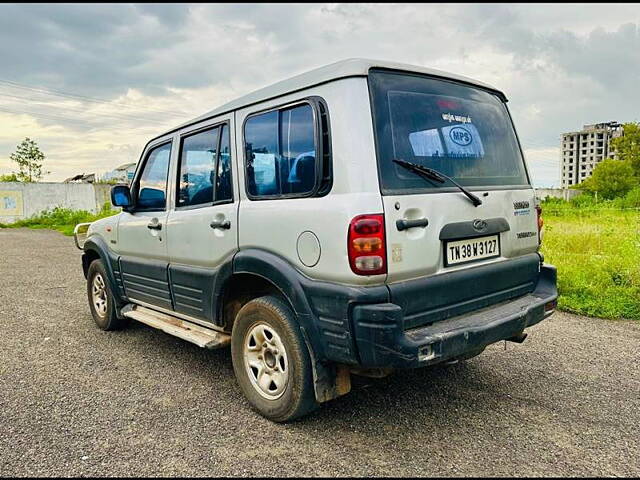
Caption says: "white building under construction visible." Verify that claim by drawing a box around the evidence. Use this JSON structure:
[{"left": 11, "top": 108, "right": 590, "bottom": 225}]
[{"left": 560, "top": 121, "right": 623, "bottom": 188}]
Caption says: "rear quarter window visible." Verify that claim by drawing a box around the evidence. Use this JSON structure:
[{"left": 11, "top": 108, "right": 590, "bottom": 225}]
[{"left": 244, "top": 103, "right": 319, "bottom": 199}]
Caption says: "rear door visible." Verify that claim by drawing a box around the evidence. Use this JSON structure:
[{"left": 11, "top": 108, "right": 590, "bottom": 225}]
[
  {"left": 165, "top": 117, "right": 238, "bottom": 325},
  {"left": 116, "top": 140, "right": 173, "bottom": 310},
  {"left": 368, "top": 69, "right": 540, "bottom": 324}
]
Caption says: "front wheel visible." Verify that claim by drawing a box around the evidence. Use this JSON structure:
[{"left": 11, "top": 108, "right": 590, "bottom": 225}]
[
  {"left": 86, "top": 260, "right": 128, "bottom": 331},
  {"left": 230, "top": 295, "right": 318, "bottom": 422}
]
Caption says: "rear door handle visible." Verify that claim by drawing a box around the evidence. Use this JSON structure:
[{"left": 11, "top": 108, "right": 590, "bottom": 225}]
[
  {"left": 147, "top": 220, "right": 162, "bottom": 230},
  {"left": 210, "top": 220, "right": 231, "bottom": 230},
  {"left": 396, "top": 218, "right": 429, "bottom": 231}
]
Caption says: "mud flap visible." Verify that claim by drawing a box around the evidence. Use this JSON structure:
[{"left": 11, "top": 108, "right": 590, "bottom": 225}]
[{"left": 301, "top": 326, "right": 351, "bottom": 403}]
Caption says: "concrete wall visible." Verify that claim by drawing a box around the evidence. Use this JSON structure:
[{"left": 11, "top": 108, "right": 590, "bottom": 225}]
[
  {"left": 535, "top": 188, "right": 582, "bottom": 201},
  {"left": 93, "top": 184, "right": 112, "bottom": 209},
  {"left": 0, "top": 182, "right": 113, "bottom": 224}
]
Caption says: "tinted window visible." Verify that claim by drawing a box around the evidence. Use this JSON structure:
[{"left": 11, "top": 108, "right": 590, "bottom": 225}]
[
  {"left": 137, "top": 143, "right": 171, "bottom": 210},
  {"left": 177, "top": 128, "right": 219, "bottom": 207},
  {"left": 245, "top": 104, "right": 316, "bottom": 197},
  {"left": 215, "top": 124, "right": 233, "bottom": 203},
  {"left": 369, "top": 70, "right": 529, "bottom": 192}
]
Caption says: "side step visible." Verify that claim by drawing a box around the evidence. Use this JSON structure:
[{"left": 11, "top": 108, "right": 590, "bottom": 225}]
[{"left": 121, "top": 305, "right": 230, "bottom": 349}]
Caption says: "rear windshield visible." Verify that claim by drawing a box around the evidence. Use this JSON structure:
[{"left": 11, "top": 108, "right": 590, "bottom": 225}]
[{"left": 369, "top": 69, "right": 529, "bottom": 193}]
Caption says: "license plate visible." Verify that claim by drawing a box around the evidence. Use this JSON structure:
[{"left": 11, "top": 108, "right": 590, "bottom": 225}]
[{"left": 445, "top": 234, "right": 500, "bottom": 266}]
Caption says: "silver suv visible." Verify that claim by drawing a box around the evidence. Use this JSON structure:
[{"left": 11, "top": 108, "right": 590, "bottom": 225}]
[{"left": 75, "top": 59, "right": 557, "bottom": 422}]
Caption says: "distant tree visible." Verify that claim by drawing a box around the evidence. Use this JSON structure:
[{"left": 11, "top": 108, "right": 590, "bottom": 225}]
[
  {"left": 9, "top": 137, "right": 49, "bottom": 182},
  {"left": 0, "top": 172, "right": 19, "bottom": 182},
  {"left": 611, "top": 122, "right": 640, "bottom": 176},
  {"left": 578, "top": 158, "right": 637, "bottom": 200}
]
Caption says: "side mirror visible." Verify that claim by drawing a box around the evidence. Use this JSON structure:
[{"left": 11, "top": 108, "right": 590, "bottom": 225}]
[{"left": 111, "top": 184, "right": 132, "bottom": 210}]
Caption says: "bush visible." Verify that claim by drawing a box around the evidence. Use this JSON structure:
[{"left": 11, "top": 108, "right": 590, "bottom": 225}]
[
  {"left": 577, "top": 159, "right": 637, "bottom": 200},
  {"left": 0, "top": 173, "right": 19, "bottom": 182},
  {"left": 616, "top": 187, "right": 640, "bottom": 209},
  {"left": 569, "top": 193, "right": 599, "bottom": 208}
]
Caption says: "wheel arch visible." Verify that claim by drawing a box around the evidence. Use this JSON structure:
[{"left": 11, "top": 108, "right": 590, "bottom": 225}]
[
  {"left": 82, "top": 236, "right": 126, "bottom": 306},
  {"left": 225, "top": 248, "right": 351, "bottom": 403}
]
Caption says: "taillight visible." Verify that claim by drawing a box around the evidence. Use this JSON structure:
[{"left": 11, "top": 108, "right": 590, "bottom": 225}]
[
  {"left": 536, "top": 204, "right": 544, "bottom": 244},
  {"left": 348, "top": 214, "right": 387, "bottom": 276}
]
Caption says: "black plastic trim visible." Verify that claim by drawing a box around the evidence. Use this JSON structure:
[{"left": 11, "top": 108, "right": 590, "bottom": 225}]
[
  {"left": 82, "top": 236, "right": 127, "bottom": 306},
  {"left": 232, "top": 248, "right": 388, "bottom": 364},
  {"left": 352, "top": 263, "right": 557, "bottom": 368},
  {"left": 396, "top": 217, "right": 429, "bottom": 231},
  {"left": 439, "top": 217, "right": 510, "bottom": 240},
  {"left": 389, "top": 253, "right": 540, "bottom": 330},
  {"left": 119, "top": 257, "right": 172, "bottom": 310}
]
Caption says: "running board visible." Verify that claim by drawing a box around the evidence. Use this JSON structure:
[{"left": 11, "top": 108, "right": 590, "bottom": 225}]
[{"left": 121, "top": 305, "right": 230, "bottom": 349}]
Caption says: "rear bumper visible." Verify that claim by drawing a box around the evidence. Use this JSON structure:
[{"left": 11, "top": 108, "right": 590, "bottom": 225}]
[{"left": 351, "top": 263, "right": 558, "bottom": 368}]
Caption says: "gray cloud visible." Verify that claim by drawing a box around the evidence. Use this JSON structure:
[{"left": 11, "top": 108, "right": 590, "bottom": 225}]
[{"left": 0, "top": 3, "right": 638, "bottom": 185}]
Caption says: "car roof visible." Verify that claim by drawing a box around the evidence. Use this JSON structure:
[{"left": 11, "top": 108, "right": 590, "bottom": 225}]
[{"left": 154, "top": 58, "right": 504, "bottom": 141}]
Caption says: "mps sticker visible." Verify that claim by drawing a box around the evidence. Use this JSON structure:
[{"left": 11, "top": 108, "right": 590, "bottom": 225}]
[
  {"left": 441, "top": 123, "right": 484, "bottom": 158},
  {"left": 449, "top": 126, "right": 473, "bottom": 146}
]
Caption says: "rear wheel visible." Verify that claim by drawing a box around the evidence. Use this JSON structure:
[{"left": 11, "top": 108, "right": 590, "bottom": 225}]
[
  {"left": 231, "top": 295, "right": 318, "bottom": 422},
  {"left": 86, "top": 260, "right": 127, "bottom": 331}
]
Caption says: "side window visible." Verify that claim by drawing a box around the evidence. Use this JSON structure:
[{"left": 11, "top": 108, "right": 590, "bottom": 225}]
[
  {"left": 177, "top": 123, "right": 234, "bottom": 208},
  {"left": 137, "top": 142, "right": 171, "bottom": 210},
  {"left": 177, "top": 128, "right": 219, "bottom": 207},
  {"left": 244, "top": 103, "right": 317, "bottom": 198},
  {"left": 215, "top": 124, "right": 233, "bottom": 203}
]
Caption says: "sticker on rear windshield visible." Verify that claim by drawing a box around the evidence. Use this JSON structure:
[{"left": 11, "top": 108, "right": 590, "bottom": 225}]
[
  {"left": 409, "top": 123, "right": 484, "bottom": 158},
  {"left": 449, "top": 127, "right": 473, "bottom": 146},
  {"left": 441, "top": 123, "right": 484, "bottom": 158},
  {"left": 442, "top": 112, "right": 472, "bottom": 124}
]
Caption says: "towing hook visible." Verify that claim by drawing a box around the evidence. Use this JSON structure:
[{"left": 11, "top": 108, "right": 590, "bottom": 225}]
[{"left": 506, "top": 332, "right": 528, "bottom": 344}]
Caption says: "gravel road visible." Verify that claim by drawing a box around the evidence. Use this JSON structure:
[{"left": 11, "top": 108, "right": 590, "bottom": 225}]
[{"left": 1, "top": 228, "right": 638, "bottom": 477}]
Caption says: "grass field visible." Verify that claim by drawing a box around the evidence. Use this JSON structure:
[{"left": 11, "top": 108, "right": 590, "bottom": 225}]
[
  {"left": 0, "top": 203, "right": 117, "bottom": 236},
  {"left": 541, "top": 201, "right": 640, "bottom": 320}
]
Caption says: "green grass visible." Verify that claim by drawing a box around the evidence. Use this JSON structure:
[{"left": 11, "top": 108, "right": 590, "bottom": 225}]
[
  {"left": 0, "top": 202, "right": 117, "bottom": 236},
  {"left": 541, "top": 198, "right": 640, "bottom": 320}
]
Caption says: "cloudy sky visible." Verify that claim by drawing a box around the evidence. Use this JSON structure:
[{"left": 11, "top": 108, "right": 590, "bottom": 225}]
[{"left": 0, "top": 3, "right": 638, "bottom": 186}]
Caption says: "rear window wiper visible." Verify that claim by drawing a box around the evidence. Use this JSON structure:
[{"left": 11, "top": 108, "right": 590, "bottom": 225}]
[{"left": 392, "top": 158, "right": 482, "bottom": 207}]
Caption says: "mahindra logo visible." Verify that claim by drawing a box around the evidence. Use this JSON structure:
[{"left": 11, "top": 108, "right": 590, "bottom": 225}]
[{"left": 473, "top": 219, "right": 487, "bottom": 231}]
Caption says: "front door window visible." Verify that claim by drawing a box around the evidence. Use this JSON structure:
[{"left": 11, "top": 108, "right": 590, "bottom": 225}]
[{"left": 137, "top": 143, "right": 171, "bottom": 210}]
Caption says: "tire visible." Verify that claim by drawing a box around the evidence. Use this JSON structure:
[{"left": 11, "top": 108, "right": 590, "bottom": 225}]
[
  {"left": 231, "top": 295, "right": 318, "bottom": 422},
  {"left": 86, "top": 260, "right": 128, "bottom": 331}
]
